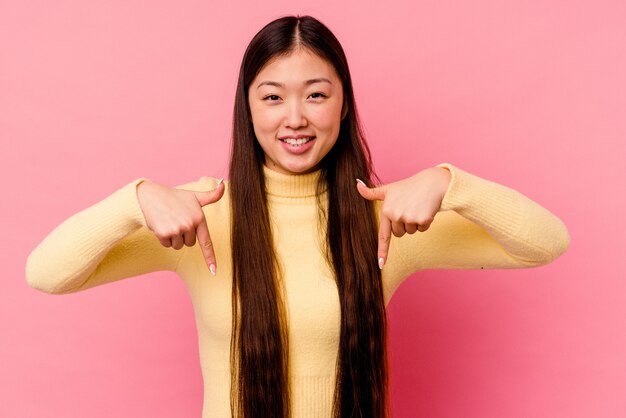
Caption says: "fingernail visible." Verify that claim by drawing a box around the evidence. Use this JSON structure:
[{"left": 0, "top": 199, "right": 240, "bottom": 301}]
[
  {"left": 356, "top": 178, "right": 366, "bottom": 187},
  {"left": 209, "top": 263, "right": 216, "bottom": 276},
  {"left": 217, "top": 178, "right": 224, "bottom": 187},
  {"left": 378, "top": 257, "right": 385, "bottom": 270}
]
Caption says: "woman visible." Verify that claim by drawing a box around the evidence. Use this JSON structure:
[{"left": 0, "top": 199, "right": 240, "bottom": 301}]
[{"left": 26, "top": 15, "right": 570, "bottom": 418}]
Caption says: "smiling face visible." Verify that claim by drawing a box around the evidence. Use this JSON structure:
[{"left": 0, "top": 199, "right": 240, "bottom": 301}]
[{"left": 248, "top": 47, "right": 346, "bottom": 175}]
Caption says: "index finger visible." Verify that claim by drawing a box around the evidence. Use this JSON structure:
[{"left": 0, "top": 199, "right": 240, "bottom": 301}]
[
  {"left": 377, "top": 213, "right": 392, "bottom": 270},
  {"left": 196, "top": 215, "right": 217, "bottom": 276}
]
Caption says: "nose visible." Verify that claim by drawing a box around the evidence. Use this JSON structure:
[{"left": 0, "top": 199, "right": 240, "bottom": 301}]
[{"left": 283, "top": 100, "right": 308, "bottom": 129}]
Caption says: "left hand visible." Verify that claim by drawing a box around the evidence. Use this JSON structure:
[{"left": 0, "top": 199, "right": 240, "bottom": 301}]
[{"left": 356, "top": 167, "right": 451, "bottom": 269}]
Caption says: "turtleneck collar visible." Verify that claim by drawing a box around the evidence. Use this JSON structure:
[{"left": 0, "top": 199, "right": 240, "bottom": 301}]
[{"left": 262, "top": 165, "right": 326, "bottom": 199}]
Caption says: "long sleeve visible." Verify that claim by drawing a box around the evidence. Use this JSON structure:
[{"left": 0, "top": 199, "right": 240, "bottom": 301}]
[
  {"left": 383, "top": 163, "right": 570, "bottom": 298},
  {"left": 25, "top": 177, "right": 188, "bottom": 294}
]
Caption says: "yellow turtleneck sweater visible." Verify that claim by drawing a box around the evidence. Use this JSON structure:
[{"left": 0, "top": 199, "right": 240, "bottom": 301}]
[{"left": 25, "top": 163, "right": 570, "bottom": 417}]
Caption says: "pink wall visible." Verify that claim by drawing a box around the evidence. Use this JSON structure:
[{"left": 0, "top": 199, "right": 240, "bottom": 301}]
[{"left": 3, "top": 0, "right": 625, "bottom": 417}]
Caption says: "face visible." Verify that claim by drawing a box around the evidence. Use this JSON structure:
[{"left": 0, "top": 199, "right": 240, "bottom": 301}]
[{"left": 248, "top": 47, "right": 347, "bottom": 175}]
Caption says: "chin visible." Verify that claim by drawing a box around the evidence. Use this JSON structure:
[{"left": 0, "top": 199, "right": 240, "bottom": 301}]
[
  {"left": 283, "top": 163, "right": 318, "bottom": 175},
  {"left": 285, "top": 166, "right": 313, "bottom": 174}
]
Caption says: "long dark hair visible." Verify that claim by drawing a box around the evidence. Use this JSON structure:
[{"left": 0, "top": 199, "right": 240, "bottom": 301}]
[{"left": 229, "top": 15, "right": 388, "bottom": 418}]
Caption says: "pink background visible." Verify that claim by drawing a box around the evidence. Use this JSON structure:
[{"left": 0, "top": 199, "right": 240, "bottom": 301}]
[{"left": 2, "top": 0, "right": 625, "bottom": 417}]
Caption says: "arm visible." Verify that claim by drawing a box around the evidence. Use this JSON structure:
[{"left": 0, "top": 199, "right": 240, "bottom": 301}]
[
  {"left": 382, "top": 163, "right": 570, "bottom": 291},
  {"left": 25, "top": 177, "right": 203, "bottom": 294}
]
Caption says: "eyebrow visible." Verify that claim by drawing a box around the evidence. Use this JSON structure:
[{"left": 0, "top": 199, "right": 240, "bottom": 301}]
[{"left": 256, "top": 78, "right": 333, "bottom": 89}]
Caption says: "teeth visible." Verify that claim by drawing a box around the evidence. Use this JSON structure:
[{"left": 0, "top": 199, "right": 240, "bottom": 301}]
[{"left": 282, "top": 137, "right": 314, "bottom": 146}]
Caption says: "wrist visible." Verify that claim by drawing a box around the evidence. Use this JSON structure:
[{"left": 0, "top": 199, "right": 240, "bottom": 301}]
[
  {"left": 136, "top": 179, "right": 153, "bottom": 201},
  {"left": 438, "top": 166, "right": 451, "bottom": 184}
]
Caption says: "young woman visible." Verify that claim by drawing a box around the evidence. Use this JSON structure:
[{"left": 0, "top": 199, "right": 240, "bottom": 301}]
[{"left": 26, "top": 15, "right": 570, "bottom": 418}]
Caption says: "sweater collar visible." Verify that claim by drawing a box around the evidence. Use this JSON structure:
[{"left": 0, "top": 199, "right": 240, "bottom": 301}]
[{"left": 263, "top": 165, "right": 326, "bottom": 199}]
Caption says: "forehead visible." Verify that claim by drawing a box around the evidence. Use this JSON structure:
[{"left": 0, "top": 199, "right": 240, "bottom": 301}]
[{"left": 254, "top": 49, "right": 340, "bottom": 86}]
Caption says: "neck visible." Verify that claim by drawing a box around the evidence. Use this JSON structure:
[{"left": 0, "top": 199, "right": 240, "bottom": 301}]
[{"left": 262, "top": 165, "right": 326, "bottom": 200}]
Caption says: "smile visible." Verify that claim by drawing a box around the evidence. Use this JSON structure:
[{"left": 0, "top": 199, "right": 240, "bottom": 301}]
[{"left": 279, "top": 136, "right": 316, "bottom": 146}]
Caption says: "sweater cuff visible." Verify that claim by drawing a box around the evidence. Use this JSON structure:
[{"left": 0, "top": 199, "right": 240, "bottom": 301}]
[
  {"left": 436, "top": 162, "right": 520, "bottom": 216},
  {"left": 435, "top": 162, "right": 523, "bottom": 231},
  {"left": 436, "top": 162, "right": 462, "bottom": 212},
  {"left": 126, "top": 177, "right": 150, "bottom": 229}
]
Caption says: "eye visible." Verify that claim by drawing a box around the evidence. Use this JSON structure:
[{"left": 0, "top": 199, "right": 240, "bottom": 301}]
[
  {"left": 309, "top": 92, "right": 327, "bottom": 99},
  {"left": 263, "top": 95, "right": 280, "bottom": 101}
]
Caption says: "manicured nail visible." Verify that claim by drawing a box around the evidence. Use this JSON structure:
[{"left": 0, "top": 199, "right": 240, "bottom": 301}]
[
  {"left": 209, "top": 263, "right": 216, "bottom": 276},
  {"left": 378, "top": 257, "right": 385, "bottom": 270},
  {"left": 217, "top": 178, "right": 224, "bottom": 187},
  {"left": 356, "top": 178, "right": 366, "bottom": 187}
]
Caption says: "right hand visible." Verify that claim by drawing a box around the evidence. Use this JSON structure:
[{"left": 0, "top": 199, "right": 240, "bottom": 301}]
[{"left": 136, "top": 178, "right": 225, "bottom": 275}]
